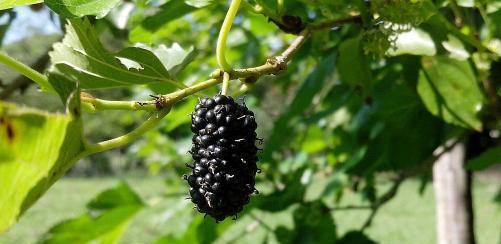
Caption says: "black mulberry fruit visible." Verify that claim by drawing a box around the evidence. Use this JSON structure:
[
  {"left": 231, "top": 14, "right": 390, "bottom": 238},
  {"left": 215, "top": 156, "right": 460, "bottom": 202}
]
[{"left": 185, "top": 95, "right": 259, "bottom": 221}]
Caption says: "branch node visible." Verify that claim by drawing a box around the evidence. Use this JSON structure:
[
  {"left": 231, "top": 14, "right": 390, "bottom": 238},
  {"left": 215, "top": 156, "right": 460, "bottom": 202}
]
[{"left": 266, "top": 56, "right": 287, "bottom": 74}]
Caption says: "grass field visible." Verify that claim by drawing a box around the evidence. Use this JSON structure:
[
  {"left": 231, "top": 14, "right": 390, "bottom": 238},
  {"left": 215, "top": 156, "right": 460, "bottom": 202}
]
[{"left": 0, "top": 175, "right": 499, "bottom": 244}]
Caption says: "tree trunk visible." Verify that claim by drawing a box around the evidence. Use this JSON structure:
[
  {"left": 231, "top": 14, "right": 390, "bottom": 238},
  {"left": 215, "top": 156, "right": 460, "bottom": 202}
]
[{"left": 433, "top": 141, "right": 475, "bottom": 244}]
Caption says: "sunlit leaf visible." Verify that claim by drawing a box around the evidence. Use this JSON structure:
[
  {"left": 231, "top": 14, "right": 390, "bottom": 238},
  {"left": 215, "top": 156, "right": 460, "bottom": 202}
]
[
  {"left": 48, "top": 18, "right": 186, "bottom": 94},
  {"left": 417, "top": 56, "right": 484, "bottom": 130},
  {"left": 0, "top": 101, "right": 84, "bottom": 233}
]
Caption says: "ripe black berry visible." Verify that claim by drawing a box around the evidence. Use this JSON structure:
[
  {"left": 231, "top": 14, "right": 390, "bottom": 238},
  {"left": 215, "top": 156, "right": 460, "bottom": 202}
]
[{"left": 185, "top": 95, "right": 259, "bottom": 221}]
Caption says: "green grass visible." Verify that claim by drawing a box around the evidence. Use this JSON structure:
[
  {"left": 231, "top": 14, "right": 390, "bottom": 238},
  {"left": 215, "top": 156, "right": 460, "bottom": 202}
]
[{"left": 0, "top": 175, "right": 499, "bottom": 244}]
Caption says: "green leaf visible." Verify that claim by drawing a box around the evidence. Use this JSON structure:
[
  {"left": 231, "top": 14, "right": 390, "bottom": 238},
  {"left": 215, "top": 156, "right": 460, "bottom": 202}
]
[
  {"left": 337, "top": 36, "right": 371, "bottom": 86},
  {"left": 274, "top": 201, "right": 336, "bottom": 244},
  {"left": 135, "top": 43, "right": 196, "bottom": 77},
  {"left": 0, "top": 101, "right": 84, "bottom": 233},
  {"left": 251, "top": 168, "right": 307, "bottom": 212},
  {"left": 262, "top": 53, "right": 336, "bottom": 162},
  {"left": 48, "top": 19, "right": 186, "bottom": 93},
  {"left": 44, "top": 0, "right": 121, "bottom": 19},
  {"left": 87, "top": 182, "right": 143, "bottom": 211},
  {"left": 40, "top": 182, "right": 143, "bottom": 244},
  {"left": 129, "top": 1, "right": 197, "bottom": 43},
  {"left": 154, "top": 215, "right": 219, "bottom": 244},
  {"left": 337, "top": 231, "right": 377, "bottom": 244},
  {"left": 466, "top": 147, "right": 501, "bottom": 171},
  {"left": 417, "top": 56, "right": 484, "bottom": 131},
  {"left": 0, "top": 0, "right": 41, "bottom": 10}
]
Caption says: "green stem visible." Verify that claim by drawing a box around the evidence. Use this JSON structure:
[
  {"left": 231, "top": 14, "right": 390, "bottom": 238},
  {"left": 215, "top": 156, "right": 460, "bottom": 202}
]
[
  {"left": 216, "top": 0, "right": 242, "bottom": 71},
  {"left": 84, "top": 108, "right": 170, "bottom": 155},
  {"left": 0, "top": 51, "right": 51, "bottom": 91},
  {"left": 162, "top": 78, "right": 222, "bottom": 102},
  {"left": 81, "top": 78, "right": 221, "bottom": 154},
  {"left": 81, "top": 96, "right": 156, "bottom": 112},
  {"left": 81, "top": 78, "right": 221, "bottom": 113},
  {"left": 221, "top": 72, "right": 230, "bottom": 95}
]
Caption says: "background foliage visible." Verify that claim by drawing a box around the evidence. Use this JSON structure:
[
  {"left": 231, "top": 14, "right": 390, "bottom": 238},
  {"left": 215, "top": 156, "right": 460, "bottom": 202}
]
[{"left": 0, "top": 0, "right": 500, "bottom": 243}]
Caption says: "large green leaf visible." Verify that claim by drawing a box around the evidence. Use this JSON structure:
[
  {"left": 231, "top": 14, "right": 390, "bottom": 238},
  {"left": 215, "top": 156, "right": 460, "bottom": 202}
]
[
  {"left": 44, "top": 0, "right": 121, "bottom": 18},
  {"left": 417, "top": 56, "right": 484, "bottom": 131},
  {"left": 48, "top": 19, "right": 187, "bottom": 93},
  {"left": 0, "top": 0, "right": 42, "bottom": 10},
  {"left": 0, "top": 101, "right": 84, "bottom": 233},
  {"left": 40, "top": 182, "right": 144, "bottom": 244}
]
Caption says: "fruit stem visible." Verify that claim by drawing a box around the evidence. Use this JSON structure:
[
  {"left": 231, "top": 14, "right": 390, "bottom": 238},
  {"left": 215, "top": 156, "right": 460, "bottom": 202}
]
[
  {"left": 216, "top": 0, "right": 242, "bottom": 72},
  {"left": 221, "top": 72, "right": 230, "bottom": 96},
  {"left": 0, "top": 51, "right": 52, "bottom": 91}
]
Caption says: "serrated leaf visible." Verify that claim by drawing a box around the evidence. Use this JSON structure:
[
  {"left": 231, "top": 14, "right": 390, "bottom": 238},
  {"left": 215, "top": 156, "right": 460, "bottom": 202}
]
[
  {"left": 40, "top": 182, "right": 143, "bottom": 244},
  {"left": 135, "top": 43, "right": 196, "bottom": 77},
  {"left": 466, "top": 147, "right": 501, "bottom": 171},
  {"left": 44, "top": 0, "right": 122, "bottom": 19},
  {"left": 0, "top": 0, "right": 41, "bottom": 10},
  {"left": 48, "top": 19, "right": 185, "bottom": 94},
  {"left": 0, "top": 101, "right": 84, "bottom": 233},
  {"left": 417, "top": 56, "right": 484, "bottom": 130}
]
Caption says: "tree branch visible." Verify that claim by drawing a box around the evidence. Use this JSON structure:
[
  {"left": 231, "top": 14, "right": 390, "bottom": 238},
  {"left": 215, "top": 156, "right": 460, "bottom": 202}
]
[{"left": 80, "top": 15, "right": 362, "bottom": 112}]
